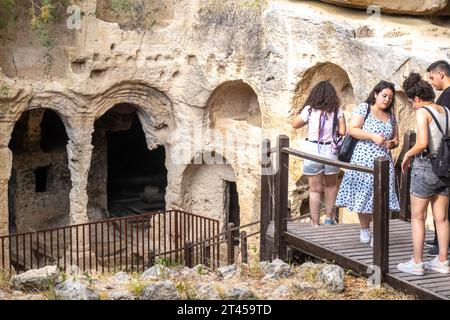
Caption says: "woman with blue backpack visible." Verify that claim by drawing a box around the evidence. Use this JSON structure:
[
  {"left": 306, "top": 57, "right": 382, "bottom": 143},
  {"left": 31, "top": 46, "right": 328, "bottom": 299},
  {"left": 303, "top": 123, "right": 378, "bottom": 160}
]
[
  {"left": 292, "top": 81, "right": 346, "bottom": 227},
  {"left": 397, "top": 73, "right": 450, "bottom": 275}
]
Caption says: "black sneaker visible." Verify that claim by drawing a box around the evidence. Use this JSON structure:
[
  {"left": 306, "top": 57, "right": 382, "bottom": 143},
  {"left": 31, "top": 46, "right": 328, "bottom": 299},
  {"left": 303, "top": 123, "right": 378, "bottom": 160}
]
[
  {"left": 426, "top": 245, "right": 439, "bottom": 256},
  {"left": 424, "top": 239, "right": 436, "bottom": 248}
]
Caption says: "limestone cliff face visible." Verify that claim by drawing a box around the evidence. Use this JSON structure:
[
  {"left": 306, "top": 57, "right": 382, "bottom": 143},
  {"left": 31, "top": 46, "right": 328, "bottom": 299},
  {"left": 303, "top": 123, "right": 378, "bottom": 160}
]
[{"left": 0, "top": 0, "right": 449, "bottom": 236}]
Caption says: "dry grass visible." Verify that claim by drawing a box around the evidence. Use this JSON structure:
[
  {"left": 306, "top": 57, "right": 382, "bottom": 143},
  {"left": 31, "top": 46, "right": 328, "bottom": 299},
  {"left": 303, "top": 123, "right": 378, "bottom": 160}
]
[{"left": 127, "top": 278, "right": 146, "bottom": 296}]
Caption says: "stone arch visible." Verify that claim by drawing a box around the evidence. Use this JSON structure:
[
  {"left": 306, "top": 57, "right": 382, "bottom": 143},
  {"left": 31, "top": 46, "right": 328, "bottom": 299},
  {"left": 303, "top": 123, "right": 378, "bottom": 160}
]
[
  {"left": 292, "top": 62, "right": 356, "bottom": 116},
  {"left": 8, "top": 107, "right": 71, "bottom": 232},
  {"left": 180, "top": 152, "right": 239, "bottom": 231},
  {"left": 0, "top": 93, "right": 81, "bottom": 235},
  {"left": 88, "top": 102, "right": 168, "bottom": 219},
  {"left": 93, "top": 82, "right": 173, "bottom": 124},
  {"left": 4, "top": 93, "right": 79, "bottom": 146},
  {"left": 205, "top": 80, "right": 261, "bottom": 128},
  {"left": 92, "top": 81, "right": 174, "bottom": 150}
]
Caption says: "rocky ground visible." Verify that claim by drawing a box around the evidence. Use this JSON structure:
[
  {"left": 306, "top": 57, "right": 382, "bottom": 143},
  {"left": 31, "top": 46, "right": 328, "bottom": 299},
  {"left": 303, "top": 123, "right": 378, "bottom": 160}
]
[{"left": 0, "top": 259, "right": 414, "bottom": 300}]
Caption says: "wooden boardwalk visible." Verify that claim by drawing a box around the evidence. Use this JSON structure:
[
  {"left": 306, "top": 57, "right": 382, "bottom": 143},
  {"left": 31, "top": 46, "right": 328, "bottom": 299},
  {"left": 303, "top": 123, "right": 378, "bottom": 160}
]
[{"left": 267, "top": 219, "right": 450, "bottom": 300}]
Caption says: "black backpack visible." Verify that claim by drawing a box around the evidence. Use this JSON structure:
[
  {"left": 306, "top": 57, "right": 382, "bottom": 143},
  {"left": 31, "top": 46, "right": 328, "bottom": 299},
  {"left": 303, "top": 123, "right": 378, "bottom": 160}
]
[{"left": 424, "top": 106, "right": 450, "bottom": 185}]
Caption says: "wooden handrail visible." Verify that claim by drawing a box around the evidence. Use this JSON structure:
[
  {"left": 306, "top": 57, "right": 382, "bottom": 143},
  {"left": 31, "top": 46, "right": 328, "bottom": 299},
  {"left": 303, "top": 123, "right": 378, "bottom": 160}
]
[
  {"left": 282, "top": 147, "right": 374, "bottom": 174},
  {"left": 229, "top": 220, "right": 260, "bottom": 232},
  {"left": 265, "top": 135, "right": 392, "bottom": 284}
]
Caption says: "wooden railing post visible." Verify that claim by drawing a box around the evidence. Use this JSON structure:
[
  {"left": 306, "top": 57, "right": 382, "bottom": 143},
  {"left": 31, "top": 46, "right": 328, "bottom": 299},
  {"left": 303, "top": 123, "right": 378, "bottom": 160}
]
[
  {"left": 241, "top": 231, "right": 248, "bottom": 264},
  {"left": 399, "top": 131, "right": 416, "bottom": 221},
  {"left": 273, "top": 135, "right": 289, "bottom": 261},
  {"left": 184, "top": 241, "right": 193, "bottom": 268},
  {"left": 373, "top": 157, "right": 390, "bottom": 281},
  {"left": 260, "top": 139, "right": 272, "bottom": 261},
  {"left": 226, "top": 223, "right": 235, "bottom": 265}
]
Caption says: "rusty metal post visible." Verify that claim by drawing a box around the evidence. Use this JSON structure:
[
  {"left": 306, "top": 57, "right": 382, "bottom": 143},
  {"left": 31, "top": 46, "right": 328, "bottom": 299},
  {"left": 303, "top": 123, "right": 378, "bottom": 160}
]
[{"left": 184, "top": 241, "right": 193, "bottom": 268}]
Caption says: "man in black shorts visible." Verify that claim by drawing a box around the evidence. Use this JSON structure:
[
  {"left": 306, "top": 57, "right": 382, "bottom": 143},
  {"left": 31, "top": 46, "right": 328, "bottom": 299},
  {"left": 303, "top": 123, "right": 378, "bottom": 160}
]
[{"left": 426, "top": 60, "right": 450, "bottom": 255}]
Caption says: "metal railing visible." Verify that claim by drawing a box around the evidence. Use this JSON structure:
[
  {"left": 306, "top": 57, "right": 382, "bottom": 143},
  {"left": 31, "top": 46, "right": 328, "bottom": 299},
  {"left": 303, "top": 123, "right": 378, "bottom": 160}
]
[
  {"left": 0, "top": 209, "right": 220, "bottom": 274},
  {"left": 183, "top": 220, "right": 261, "bottom": 268}
]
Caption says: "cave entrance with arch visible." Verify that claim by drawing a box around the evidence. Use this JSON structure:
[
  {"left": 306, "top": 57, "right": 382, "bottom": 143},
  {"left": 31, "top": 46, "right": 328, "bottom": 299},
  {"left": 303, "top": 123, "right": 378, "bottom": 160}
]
[
  {"left": 181, "top": 155, "right": 239, "bottom": 235},
  {"left": 88, "top": 103, "right": 167, "bottom": 218},
  {"left": 8, "top": 108, "right": 70, "bottom": 233}
]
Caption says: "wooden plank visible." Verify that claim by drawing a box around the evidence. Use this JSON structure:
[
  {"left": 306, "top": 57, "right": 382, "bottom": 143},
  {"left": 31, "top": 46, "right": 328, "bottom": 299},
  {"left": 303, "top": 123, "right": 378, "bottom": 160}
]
[
  {"left": 385, "top": 273, "right": 446, "bottom": 300},
  {"left": 395, "top": 272, "right": 450, "bottom": 281},
  {"left": 284, "top": 232, "right": 368, "bottom": 274},
  {"left": 288, "top": 231, "right": 415, "bottom": 243},
  {"left": 285, "top": 221, "right": 415, "bottom": 233},
  {"left": 436, "top": 289, "right": 450, "bottom": 295},
  {"left": 411, "top": 277, "right": 450, "bottom": 285},
  {"left": 349, "top": 251, "right": 414, "bottom": 261},
  {"left": 288, "top": 218, "right": 411, "bottom": 229},
  {"left": 289, "top": 222, "right": 411, "bottom": 234},
  {"left": 292, "top": 229, "right": 362, "bottom": 238},
  {"left": 323, "top": 241, "right": 414, "bottom": 252}
]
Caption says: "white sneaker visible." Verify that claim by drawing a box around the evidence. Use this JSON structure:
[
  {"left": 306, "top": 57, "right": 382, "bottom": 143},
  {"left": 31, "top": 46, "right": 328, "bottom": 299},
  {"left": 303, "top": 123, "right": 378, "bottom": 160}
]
[
  {"left": 397, "top": 257, "right": 425, "bottom": 275},
  {"left": 424, "top": 256, "right": 450, "bottom": 274},
  {"left": 359, "top": 229, "right": 371, "bottom": 244}
]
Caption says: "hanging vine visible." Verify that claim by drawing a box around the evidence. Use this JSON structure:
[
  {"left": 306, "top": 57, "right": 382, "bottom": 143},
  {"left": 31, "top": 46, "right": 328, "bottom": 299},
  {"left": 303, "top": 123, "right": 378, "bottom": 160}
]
[
  {"left": 0, "top": 0, "right": 71, "bottom": 75},
  {"left": 29, "top": 0, "right": 57, "bottom": 74}
]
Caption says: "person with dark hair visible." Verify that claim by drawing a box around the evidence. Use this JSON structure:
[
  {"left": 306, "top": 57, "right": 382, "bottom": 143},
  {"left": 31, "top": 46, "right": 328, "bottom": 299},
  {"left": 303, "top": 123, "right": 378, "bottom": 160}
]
[
  {"left": 292, "top": 80, "right": 346, "bottom": 226},
  {"left": 336, "top": 81, "right": 400, "bottom": 246},
  {"left": 426, "top": 60, "right": 450, "bottom": 256},
  {"left": 397, "top": 72, "right": 450, "bottom": 275}
]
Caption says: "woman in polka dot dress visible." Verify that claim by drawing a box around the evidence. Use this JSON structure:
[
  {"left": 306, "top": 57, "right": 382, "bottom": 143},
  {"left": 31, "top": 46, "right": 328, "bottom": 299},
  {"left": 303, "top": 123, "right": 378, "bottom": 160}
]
[{"left": 336, "top": 81, "right": 400, "bottom": 245}]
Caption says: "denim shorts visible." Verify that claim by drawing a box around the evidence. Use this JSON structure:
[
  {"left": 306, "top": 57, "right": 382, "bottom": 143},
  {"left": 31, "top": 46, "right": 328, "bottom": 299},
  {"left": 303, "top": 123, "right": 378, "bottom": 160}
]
[
  {"left": 302, "top": 141, "right": 340, "bottom": 176},
  {"left": 410, "top": 157, "right": 450, "bottom": 198}
]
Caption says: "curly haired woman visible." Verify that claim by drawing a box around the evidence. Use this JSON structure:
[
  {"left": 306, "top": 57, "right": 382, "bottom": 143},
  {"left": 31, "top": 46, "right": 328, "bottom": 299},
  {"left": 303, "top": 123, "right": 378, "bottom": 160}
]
[{"left": 292, "top": 81, "right": 346, "bottom": 227}]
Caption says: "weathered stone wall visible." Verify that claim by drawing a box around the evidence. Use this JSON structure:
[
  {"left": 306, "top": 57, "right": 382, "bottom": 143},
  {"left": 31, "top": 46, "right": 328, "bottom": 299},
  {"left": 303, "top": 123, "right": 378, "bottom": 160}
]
[
  {"left": 9, "top": 109, "right": 71, "bottom": 232},
  {"left": 86, "top": 128, "right": 108, "bottom": 221},
  {"left": 182, "top": 163, "right": 236, "bottom": 229},
  {"left": 0, "top": 0, "right": 449, "bottom": 238},
  {"left": 12, "top": 152, "right": 71, "bottom": 231}
]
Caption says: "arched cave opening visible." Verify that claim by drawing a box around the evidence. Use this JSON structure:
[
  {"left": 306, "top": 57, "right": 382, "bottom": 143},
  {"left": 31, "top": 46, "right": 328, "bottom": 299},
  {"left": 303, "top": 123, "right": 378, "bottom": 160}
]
[{"left": 89, "top": 104, "right": 167, "bottom": 218}]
